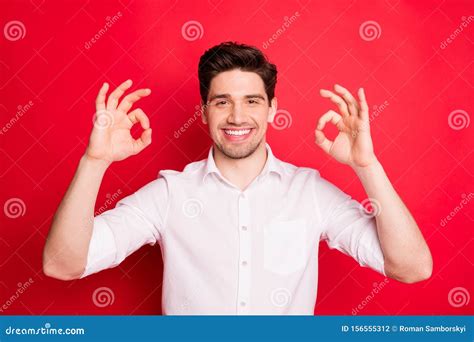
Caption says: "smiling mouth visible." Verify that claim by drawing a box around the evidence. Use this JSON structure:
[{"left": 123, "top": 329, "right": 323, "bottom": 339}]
[{"left": 221, "top": 128, "right": 255, "bottom": 142}]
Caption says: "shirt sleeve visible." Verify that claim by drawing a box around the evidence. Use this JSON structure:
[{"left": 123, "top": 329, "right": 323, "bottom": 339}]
[
  {"left": 80, "top": 177, "right": 168, "bottom": 278},
  {"left": 315, "top": 174, "right": 386, "bottom": 276}
]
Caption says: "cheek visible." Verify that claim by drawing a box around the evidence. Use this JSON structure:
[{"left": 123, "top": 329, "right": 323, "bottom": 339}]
[
  {"left": 259, "top": 121, "right": 269, "bottom": 135},
  {"left": 206, "top": 118, "right": 221, "bottom": 136},
  {"left": 255, "top": 109, "right": 272, "bottom": 127}
]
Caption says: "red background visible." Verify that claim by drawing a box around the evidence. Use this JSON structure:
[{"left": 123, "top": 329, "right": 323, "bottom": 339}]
[{"left": 1, "top": 0, "right": 472, "bottom": 315}]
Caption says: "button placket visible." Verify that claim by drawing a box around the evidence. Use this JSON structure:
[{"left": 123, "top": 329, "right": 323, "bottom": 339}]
[{"left": 236, "top": 191, "right": 251, "bottom": 314}]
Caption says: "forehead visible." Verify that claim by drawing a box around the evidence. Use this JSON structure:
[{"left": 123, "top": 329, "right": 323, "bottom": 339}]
[{"left": 208, "top": 69, "right": 266, "bottom": 97}]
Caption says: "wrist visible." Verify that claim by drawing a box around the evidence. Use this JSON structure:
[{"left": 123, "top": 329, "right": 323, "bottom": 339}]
[
  {"left": 352, "top": 157, "right": 382, "bottom": 175},
  {"left": 80, "top": 154, "right": 111, "bottom": 172}
]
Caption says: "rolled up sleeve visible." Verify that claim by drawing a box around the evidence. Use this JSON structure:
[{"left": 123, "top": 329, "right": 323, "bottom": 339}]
[
  {"left": 80, "top": 177, "right": 168, "bottom": 278},
  {"left": 316, "top": 175, "right": 386, "bottom": 276}
]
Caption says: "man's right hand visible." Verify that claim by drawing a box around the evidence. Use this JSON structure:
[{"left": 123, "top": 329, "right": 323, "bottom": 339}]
[{"left": 85, "top": 79, "right": 152, "bottom": 165}]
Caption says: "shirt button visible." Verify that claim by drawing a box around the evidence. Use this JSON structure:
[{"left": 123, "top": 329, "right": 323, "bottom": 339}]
[
  {"left": 240, "top": 301, "right": 246, "bottom": 307},
  {"left": 241, "top": 261, "right": 248, "bottom": 266},
  {"left": 241, "top": 225, "right": 247, "bottom": 231}
]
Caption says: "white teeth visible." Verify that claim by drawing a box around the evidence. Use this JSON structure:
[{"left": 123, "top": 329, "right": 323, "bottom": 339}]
[{"left": 224, "top": 129, "right": 251, "bottom": 136}]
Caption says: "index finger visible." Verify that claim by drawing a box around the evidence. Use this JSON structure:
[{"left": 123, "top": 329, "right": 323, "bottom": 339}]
[
  {"left": 358, "top": 88, "right": 369, "bottom": 121},
  {"left": 334, "top": 84, "right": 360, "bottom": 117},
  {"left": 107, "top": 79, "right": 133, "bottom": 110},
  {"left": 319, "top": 89, "right": 350, "bottom": 117},
  {"left": 95, "top": 82, "right": 109, "bottom": 111},
  {"left": 117, "top": 88, "right": 152, "bottom": 113}
]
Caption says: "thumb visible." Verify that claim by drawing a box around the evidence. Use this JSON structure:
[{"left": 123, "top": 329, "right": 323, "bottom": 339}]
[
  {"left": 314, "top": 129, "right": 333, "bottom": 155},
  {"left": 132, "top": 128, "right": 152, "bottom": 154}
]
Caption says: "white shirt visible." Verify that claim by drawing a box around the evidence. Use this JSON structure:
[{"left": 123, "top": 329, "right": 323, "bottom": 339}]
[{"left": 81, "top": 143, "right": 386, "bottom": 315}]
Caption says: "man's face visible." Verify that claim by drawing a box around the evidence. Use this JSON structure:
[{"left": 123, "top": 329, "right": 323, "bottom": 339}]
[{"left": 202, "top": 69, "right": 277, "bottom": 159}]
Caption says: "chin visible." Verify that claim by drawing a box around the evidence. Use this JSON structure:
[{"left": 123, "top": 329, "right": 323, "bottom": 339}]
[{"left": 216, "top": 139, "right": 262, "bottom": 160}]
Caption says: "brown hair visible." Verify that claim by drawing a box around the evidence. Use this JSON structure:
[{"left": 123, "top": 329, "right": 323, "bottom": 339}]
[{"left": 198, "top": 41, "right": 277, "bottom": 106}]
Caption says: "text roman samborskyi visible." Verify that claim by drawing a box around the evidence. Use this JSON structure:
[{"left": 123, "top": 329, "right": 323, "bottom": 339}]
[{"left": 398, "top": 325, "right": 466, "bottom": 333}]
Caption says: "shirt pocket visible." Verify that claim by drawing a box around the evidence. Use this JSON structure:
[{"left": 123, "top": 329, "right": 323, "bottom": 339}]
[{"left": 263, "top": 218, "right": 308, "bottom": 276}]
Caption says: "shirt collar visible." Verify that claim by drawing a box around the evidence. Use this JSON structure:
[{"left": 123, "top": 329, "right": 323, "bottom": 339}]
[{"left": 202, "top": 142, "right": 283, "bottom": 183}]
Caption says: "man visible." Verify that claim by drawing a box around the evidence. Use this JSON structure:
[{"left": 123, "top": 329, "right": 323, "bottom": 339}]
[{"left": 43, "top": 41, "right": 432, "bottom": 315}]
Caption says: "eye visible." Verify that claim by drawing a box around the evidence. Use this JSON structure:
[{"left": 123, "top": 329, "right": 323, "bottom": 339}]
[
  {"left": 248, "top": 99, "right": 259, "bottom": 104},
  {"left": 216, "top": 100, "right": 228, "bottom": 106}
]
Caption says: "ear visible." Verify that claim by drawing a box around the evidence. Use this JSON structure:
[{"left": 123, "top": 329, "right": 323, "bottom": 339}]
[
  {"left": 201, "top": 102, "right": 208, "bottom": 124},
  {"left": 267, "top": 97, "right": 278, "bottom": 123}
]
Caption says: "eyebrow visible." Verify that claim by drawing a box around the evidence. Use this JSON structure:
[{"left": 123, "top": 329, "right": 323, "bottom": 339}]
[{"left": 207, "top": 93, "right": 266, "bottom": 102}]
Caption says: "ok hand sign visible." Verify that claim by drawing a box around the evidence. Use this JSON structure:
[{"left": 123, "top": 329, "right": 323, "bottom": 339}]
[
  {"left": 85, "top": 80, "right": 153, "bottom": 165},
  {"left": 315, "top": 84, "right": 377, "bottom": 169}
]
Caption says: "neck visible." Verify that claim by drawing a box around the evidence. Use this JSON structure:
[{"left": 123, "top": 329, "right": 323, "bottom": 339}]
[{"left": 213, "top": 141, "right": 268, "bottom": 191}]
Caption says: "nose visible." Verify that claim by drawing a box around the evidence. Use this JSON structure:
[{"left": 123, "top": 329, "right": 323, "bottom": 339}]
[{"left": 227, "top": 102, "right": 246, "bottom": 125}]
